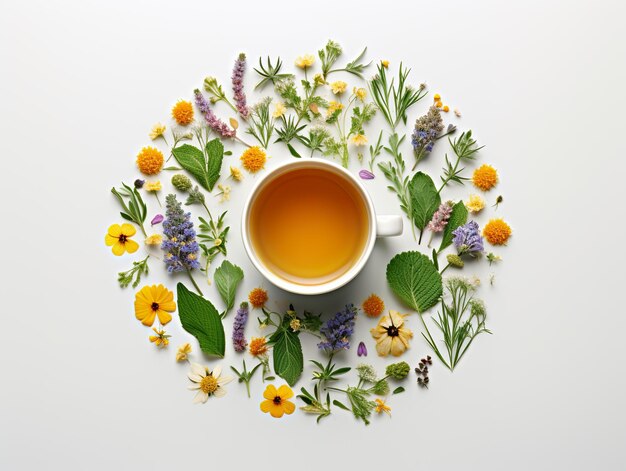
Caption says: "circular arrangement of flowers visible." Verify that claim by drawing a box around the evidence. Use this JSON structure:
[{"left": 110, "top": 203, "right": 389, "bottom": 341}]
[{"left": 105, "top": 40, "right": 512, "bottom": 423}]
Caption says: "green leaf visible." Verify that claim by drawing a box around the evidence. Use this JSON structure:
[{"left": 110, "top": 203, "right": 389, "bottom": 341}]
[
  {"left": 392, "top": 387, "right": 405, "bottom": 395},
  {"left": 171, "top": 144, "right": 210, "bottom": 191},
  {"left": 438, "top": 200, "right": 468, "bottom": 253},
  {"left": 176, "top": 283, "right": 225, "bottom": 357},
  {"left": 431, "top": 248, "right": 439, "bottom": 270},
  {"left": 332, "top": 399, "right": 350, "bottom": 411},
  {"left": 409, "top": 172, "right": 441, "bottom": 232},
  {"left": 214, "top": 260, "right": 244, "bottom": 314},
  {"left": 287, "top": 143, "right": 301, "bottom": 158},
  {"left": 205, "top": 138, "right": 224, "bottom": 191},
  {"left": 386, "top": 251, "right": 443, "bottom": 313},
  {"left": 270, "top": 324, "right": 303, "bottom": 386}
]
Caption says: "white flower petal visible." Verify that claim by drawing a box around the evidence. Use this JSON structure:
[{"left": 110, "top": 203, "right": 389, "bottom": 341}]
[
  {"left": 211, "top": 365, "right": 222, "bottom": 378},
  {"left": 193, "top": 391, "right": 208, "bottom": 404},
  {"left": 190, "top": 363, "right": 206, "bottom": 377},
  {"left": 217, "top": 375, "right": 234, "bottom": 386},
  {"left": 188, "top": 383, "right": 201, "bottom": 390},
  {"left": 213, "top": 387, "right": 227, "bottom": 398},
  {"left": 187, "top": 373, "right": 202, "bottom": 382}
]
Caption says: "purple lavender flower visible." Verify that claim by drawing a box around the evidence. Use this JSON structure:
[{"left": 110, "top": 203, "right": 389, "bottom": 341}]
[
  {"left": 161, "top": 194, "right": 201, "bottom": 273},
  {"left": 411, "top": 106, "right": 444, "bottom": 168},
  {"left": 193, "top": 89, "right": 236, "bottom": 138},
  {"left": 318, "top": 304, "right": 358, "bottom": 353},
  {"left": 232, "top": 302, "right": 249, "bottom": 353},
  {"left": 452, "top": 221, "right": 484, "bottom": 257},
  {"left": 427, "top": 202, "right": 453, "bottom": 233},
  {"left": 231, "top": 53, "right": 250, "bottom": 119},
  {"left": 151, "top": 214, "right": 164, "bottom": 226},
  {"left": 357, "top": 341, "right": 367, "bottom": 357},
  {"left": 359, "top": 169, "right": 375, "bottom": 180},
  {"left": 134, "top": 179, "right": 145, "bottom": 189}
]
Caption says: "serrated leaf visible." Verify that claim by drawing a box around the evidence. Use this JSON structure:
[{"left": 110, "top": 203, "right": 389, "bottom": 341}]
[
  {"left": 409, "top": 172, "right": 441, "bottom": 232},
  {"left": 205, "top": 138, "right": 223, "bottom": 191},
  {"left": 438, "top": 200, "right": 468, "bottom": 253},
  {"left": 171, "top": 144, "right": 211, "bottom": 191},
  {"left": 386, "top": 251, "right": 443, "bottom": 313},
  {"left": 176, "top": 283, "right": 225, "bottom": 357},
  {"left": 270, "top": 325, "right": 303, "bottom": 386},
  {"left": 213, "top": 260, "right": 244, "bottom": 314}
]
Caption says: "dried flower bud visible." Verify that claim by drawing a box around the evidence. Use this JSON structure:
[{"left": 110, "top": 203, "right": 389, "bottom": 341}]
[
  {"left": 134, "top": 179, "right": 145, "bottom": 189},
  {"left": 385, "top": 361, "right": 411, "bottom": 380},
  {"left": 447, "top": 254, "right": 465, "bottom": 268},
  {"left": 359, "top": 169, "right": 375, "bottom": 180},
  {"left": 171, "top": 174, "right": 192, "bottom": 192},
  {"left": 150, "top": 214, "right": 164, "bottom": 226}
]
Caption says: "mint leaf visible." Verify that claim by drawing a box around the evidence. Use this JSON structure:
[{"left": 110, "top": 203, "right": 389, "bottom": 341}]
[
  {"left": 205, "top": 138, "right": 224, "bottom": 191},
  {"left": 214, "top": 260, "right": 244, "bottom": 314},
  {"left": 409, "top": 172, "right": 441, "bottom": 237},
  {"left": 386, "top": 251, "right": 443, "bottom": 313},
  {"left": 270, "top": 323, "right": 304, "bottom": 386},
  {"left": 438, "top": 200, "right": 468, "bottom": 253},
  {"left": 176, "top": 283, "right": 225, "bottom": 357},
  {"left": 171, "top": 144, "right": 211, "bottom": 191}
]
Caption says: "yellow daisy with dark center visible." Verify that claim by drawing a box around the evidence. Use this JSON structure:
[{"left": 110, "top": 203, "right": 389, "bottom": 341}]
[
  {"left": 134, "top": 284, "right": 176, "bottom": 327},
  {"left": 105, "top": 223, "right": 139, "bottom": 256},
  {"left": 260, "top": 384, "right": 295, "bottom": 418}
]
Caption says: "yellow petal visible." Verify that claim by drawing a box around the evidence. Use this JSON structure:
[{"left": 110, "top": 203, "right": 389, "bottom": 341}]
[
  {"left": 260, "top": 400, "right": 273, "bottom": 413},
  {"left": 111, "top": 241, "right": 126, "bottom": 256},
  {"left": 390, "top": 337, "right": 408, "bottom": 356},
  {"left": 375, "top": 336, "right": 392, "bottom": 356},
  {"left": 277, "top": 385, "right": 293, "bottom": 400},
  {"left": 104, "top": 234, "right": 118, "bottom": 246},
  {"left": 125, "top": 239, "right": 139, "bottom": 254},
  {"left": 282, "top": 400, "right": 295, "bottom": 415},
  {"left": 140, "top": 310, "right": 156, "bottom": 327},
  {"left": 108, "top": 224, "right": 122, "bottom": 237},
  {"left": 263, "top": 385, "right": 277, "bottom": 400},
  {"left": 269, "top": 404, "right": 285, "bottom": 418},
  {"left": 156, "top": 309, "right": 172, "bottom": 326},
  {"left": 120, "top": 223, "right": 136, "bottom": 237}
]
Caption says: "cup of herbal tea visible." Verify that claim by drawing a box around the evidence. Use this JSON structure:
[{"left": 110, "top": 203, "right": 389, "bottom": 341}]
[{"left": 241, "top": 159, "right": 403, "bottom": 295}]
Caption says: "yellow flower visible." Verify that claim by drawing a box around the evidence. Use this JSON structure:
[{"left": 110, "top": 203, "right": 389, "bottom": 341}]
[
  {"left": 472, "top": 164, "right": 498, "bottom": 191},
  {"left": 483, "top": 218, "right": 512, "bottom": 245},
  {"left": 351, "top": 134, "right": 368, "bottom": 146},
  {"left": 289, "top": 318, "right": 301, "bottom": 332},
  {"left": 260, "top": 384, "right": 295, "bottom": 418},
  {"left": 326, "top": 100, "right": 343, "bottom": 117},
  {"left": 374, "top": 398, "right": 391, "bottom": 416},
  {"left": 435, "top": 101, "right": 443, "bottom": 109},
  {"left": 249, "top": 337, "right": 269, "bottom": 357},
  {"left": 295, "top": 54, "right": 315, "bottom": 69},
  {"left": 273, "top": 101, "right": 287, "bottom": 118},
  {"left": 188, "top": 364, "right": 232, "bottom": 403},
  {"left": 136, "top": 146, "right": 164, "bottom": 175},
  {"left": 362, "top": 294, "right": 385, "bottom": 318},
  {"left": 465, "top": 194, "right": 485, "bottom": 213},
  {"left": 217, "top": 183, "right": 231, "bottom": 202},
  {"left": 330, "top": 80, "right": 348, "bottom": 95},
  {"left": 442, "top": 105, "right": 450, "bottom": 113},
  {"left": 171, "top": 100, "right": 194, "bottom": 125},
  {"left": 145, "top": 181, "right": 161, "bottom": 192},
  {"left": 370, "top": 310, "right": 413, "bottom": 357},
  {"left": 149, "top": 123, "right": 166, "bottom": 140},
  {"left": 354, "top": 87, "right": 367, "bottom": 101},
  {"left": 433, "top": 93, "right": 441, "bottom": 101},
  {"left": 134, "top": 284, "right": 176, "bottom": 327},
  {"left": 105, "top": 223, "right": 139, "bottom": 256},
  {"left": 145, "top": 234, "right": 163, "bottom": 245},
  {"left": 240, "top": 146, "right": 267, "bottom": 173},
  {"left": 176, "top": 343, "right": 192, "bottom": 362},
  {"left": 381, "top": 60, "right": 389, "bottom": 68},
  {"left": 230, "top": 166, "right": 243, "bottom": 181},
  {"left": 248, "top": 287, "right": 268, "bottom": 308},
  {"left": 149, "top": 327, "right": 170, "bottom": 348},
  {"left": 313, "top": 73, "right": 326, "bottom": 86}
]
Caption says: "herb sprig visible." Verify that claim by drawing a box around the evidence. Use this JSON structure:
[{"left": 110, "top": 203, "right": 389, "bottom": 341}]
[
  {"left": 111, "top": 182, "right": 148, "bottom": 236},
  {"left": 117, "top": 255, "right": 150, "bottom": 288},
  {"left": 438, "top": 130, "right": 483, "bottom": 193}
]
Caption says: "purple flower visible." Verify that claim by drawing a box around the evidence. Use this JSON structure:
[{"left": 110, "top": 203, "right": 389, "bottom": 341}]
[
  {"left": 357, "top": 341, "right": 367, "bottom": 357},
  {"left": 193, "top": 89, "right": 236, "bottom": 138},
  {"left": 160, "top": 194, "right": 200, "bottom": 273},
  {"left": 359, "top": 169, "right": 375, "bottom": 180},
  {"left": 231, "top": 53, "right": 250, "bottom": 119},
  {"left": 427, "top": 202, "right": 453, "bottom": 233},
  {"left": 232, "top": 302, "right": 249, "bottom": 353},
  {"left": 411, "top": 106, "right": 444, "bottom": 164},
  {"left": 318, "top": 304, "right": 357, "bottom": 353},
  {"left": 452, "top": 221, "right": 484, "bottom": 257},
  {"left": 151, "top": 214, "right": 164, "bottom": 226},
  {"left": 134, "top": 179, "right": 145, "bottom": 189}
]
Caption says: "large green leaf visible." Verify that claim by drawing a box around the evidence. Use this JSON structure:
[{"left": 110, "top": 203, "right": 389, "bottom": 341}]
[
  {"left": 438, "top": 200, "right": 468, "bottom": 253},
  {"left": 176, "top": 283, "right": 225, "bottom": 357},
  {"left": 270, "top": 323, "right": 304, "bottom": 386},
  {"left": 205, "top": 138, "right": 224, "bottom": 191},
  {"left": 171, "top": 144, "right": 211, "bottom": 191},
  {"left": 409, "top": 172, "right": 441, "bottom": 233},
  {"left": 214, "top": 260, "right": 244, "bottom": 314},
  {"left": 386, "top": 251, "right": 443, "bottom": 313}
]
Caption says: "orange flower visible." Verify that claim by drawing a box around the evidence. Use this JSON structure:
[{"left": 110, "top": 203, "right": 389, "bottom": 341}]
[
  {"left": 136, "top": 146, "right": 164, "bottom": 175},
  {"left": 248, "top": 287, "right": 268, "bottom": 308},
  {"left": 362, "top": 294, "right": 385, "bottom": 318},
  {"left": 249, "top": 337, "right": 269, "bottom": 356},
  {"left": 483, "top": 218, "right": 512, "bottom": 245},
  {"left": 171, "top": 100, "right": 194, "bottom": 125},
  {"left": 240, "top": 146, "right": 267, "bottom": 172},
  {"left": 472, "top": 164, "right": 498, "bottom": 191}
]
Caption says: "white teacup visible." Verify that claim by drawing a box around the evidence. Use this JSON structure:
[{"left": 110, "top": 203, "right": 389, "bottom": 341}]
[{"left": 241, "top": 159, "right": 402, "bottom": 295}]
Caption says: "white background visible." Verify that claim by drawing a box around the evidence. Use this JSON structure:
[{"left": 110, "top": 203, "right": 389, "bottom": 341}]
[{"left": 2, "top": 0, "right": 625, "bottom": 469}]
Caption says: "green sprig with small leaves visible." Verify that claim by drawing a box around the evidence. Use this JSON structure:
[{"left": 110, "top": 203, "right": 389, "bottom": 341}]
[
  {"left": 197, "top": 211, "right": 229, "bottom": 272},
  {"left": 111, "top": 182, "right": 148, "bottom": 236},
  {"left": 117, "top": 255, "right": 150, "bottom": 288},
  {"left": 246, "top": 97, "right": 275, "bottom": 149},
  {"left": 438, "top": 130, "right": 483, "bottom": 193},
  {"left": 231, "top": 359, "right": 262, "bottom": 398},
  {"left": 298, "top": 355, "right": 351, "bottom": 423},
  {"left": 254, "top": 56, "right": 293, "bottom": 90}
]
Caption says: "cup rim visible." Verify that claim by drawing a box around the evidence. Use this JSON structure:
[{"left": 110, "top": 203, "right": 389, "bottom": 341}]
[{"left": 241, "top": 158, "right": 376, "bottom": 295}]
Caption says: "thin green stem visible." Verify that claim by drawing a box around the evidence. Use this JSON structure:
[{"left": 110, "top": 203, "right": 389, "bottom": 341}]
[{"left": 186, "top": 269, "right": 203, "bottom": 296}]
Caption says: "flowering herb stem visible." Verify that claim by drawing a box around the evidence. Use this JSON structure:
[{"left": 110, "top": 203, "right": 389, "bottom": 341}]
[
  {"left": 438, "top": 131, "right": 483, "bottom": 193},
  {"left": 231, "top": 359, "right": 261, "bottom": 398}
]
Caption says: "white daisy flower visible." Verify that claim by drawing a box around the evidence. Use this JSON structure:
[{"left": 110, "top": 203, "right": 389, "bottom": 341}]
[{"left": 187, "top": 363, "right": 232, "bottom": 404}]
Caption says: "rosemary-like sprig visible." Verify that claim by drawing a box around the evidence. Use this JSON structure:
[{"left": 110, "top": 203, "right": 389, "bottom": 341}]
[
  {"left": 438, "top": 130, "right": 484, "bottom": 193},
  {"left": 253, "top": 56, "right": 293, "bottom": 90},
  {"left": 111, "top": 182, "right": 148, "bottom": 236},
  {"left": 368, "top": 130, "right": 384, "bottom": 172},
  {"left": 246, "top": 97, "right": 275, "bottom": 149},
  {"left": 117, "top": 255, "right": 150, "bottom": 288},
  {"left": 197, "top": 211, "right": 229, "bottom": 272}
]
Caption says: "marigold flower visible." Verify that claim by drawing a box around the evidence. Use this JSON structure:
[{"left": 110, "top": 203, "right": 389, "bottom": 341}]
[
  {"left": 330, "top": 80, "right": 347, "bottom": 94},
  {"left": 134, "top": 284, "right": 176, "bottom": 326},
  {"left": 483, "top": 218, "right": 512, "bottom": 245},
  {"left": 105, "top": 223, "right": 139, "bottom": 256},
  {"left": 273, "top": 101, "right": 287, "bottom": 118},
  {"left": 149, "top": 123, "right": 166, "bottom": 140},
  {"left": 176, "top": 343, "right": 192, "bottom": 362},
  {"left": 351, "top": 134, "right": 368, "bottom": 146},
  {"left": 145, "top": 234, "right": 163, "bottom": 245},
  {"left": 240, "top": 146, "right": 267, "bottom": 172},
  {"left": 136, "top": 146, "right": 164, "bottom": 175},
  {"left": 149, "top": 327, "right": 170, "bottom": 348},
  {"left": 230, "top": 166, "right": 243, "bottom": 181},
  {"left": 472, "top": 164, "right": 498, "bottom": 191},
  {"left": 260, "top": 384, "right": 295, "bottom": 418},
  {"left": 370, "top": 311, "right": 413, "bottom": 357},
  {"left": 249, "top": 337, "right": 269, "bottom": 356},
  {"left": 465, "top": 194, "right": 486, "bottom": 213},
  {"left": 171, "top": 100, "right": 194, "bottom": 125},
  {"left": 248, "top": 287, "right": 268, "bottom": 308},
  {"left": 362, "top": 294, "right": 385, "bottom": 318},
  {"left": 295, "top": 54, "right": 315, "bottom": 69},
  {"left": 374, "top": 398, "right": 392, "bottom": 416}
]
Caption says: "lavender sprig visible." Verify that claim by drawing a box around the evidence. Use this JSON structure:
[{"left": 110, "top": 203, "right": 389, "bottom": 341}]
[
  {"left": 411, "top": 105, "right": 444, "bottom": 169},
  {"left": 318, "top": 304, "right": 358, "bottom": 353},
  {"left": 232, "top": 53, "right": 250, "bottom": 119},
  {"left": 193, "top": 89, "right": 236, "bottom": 139},
  {"left": 232, "top": 302, "right": 249, "bottom": 353},
  {"left": 427, "top": 201, "right": 453, "bottom": 247},
  {"left": 452, "top": 221, "right": 484, "bottom": 257}
]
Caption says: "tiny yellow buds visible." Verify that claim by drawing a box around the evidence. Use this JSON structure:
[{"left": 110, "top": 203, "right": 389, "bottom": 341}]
[
  {"left": 435, "top": 101, "right": 443, "bottom": 109},
  {"left": 443, "top": 105, "right": 450, "bottom": 112},
  {"left": 433, "top": 93, "right": 441, "bottom": 101}
]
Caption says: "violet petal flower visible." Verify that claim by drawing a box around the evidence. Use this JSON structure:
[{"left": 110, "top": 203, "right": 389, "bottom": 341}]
[
  {"left": 151, "top": 214, "right": 164, "bottom": 226},
  {"left": 232, "top": 302, "right": 249, "bottom": 353},
  {"left": 359, "top": 169, "right": 375, "bottom": 180},
  {"left": 357, "top": 341, "right": 367, "bottom": 357}
]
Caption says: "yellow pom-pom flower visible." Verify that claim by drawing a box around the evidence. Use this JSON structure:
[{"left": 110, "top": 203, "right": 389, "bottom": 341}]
[
  {"left": 472, "top": 164, "right": 498, "bottom": 191},
  {"left": 362, "top": 294, "right": 385, "bottom": 318},
  {"left": 248, "top": 287, "right": 268, "bottom": 308},
  {"left": 483, "top": 218, "right": 512, "bottom": 245},
  {"left": 136, "top": 146, "right": 164, "bottom": 175},
  {"left": 171, "top": 100, "right": 194, "bottom": 125},
  {"left": 240, "top": 146, "right": 267, "bottom": 173}
]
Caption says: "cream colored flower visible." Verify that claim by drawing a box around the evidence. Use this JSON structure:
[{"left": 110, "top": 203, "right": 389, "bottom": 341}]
[
  {"left": 145, "top": 234, "right": 163, "bottom": 245},
  {"left": 465, "top": 194, "right": 486, "bottom": 213},
  {"left": 149, "top": 123, "right": 166, "bottom": 140},
  {"left": 145, "top": 181, "right": 161, "bottom": 192},
  {"left": 327, "top": 100, "right": 343, "bottom": 117},
  {"left": 217, "top": 184, "right": 231, "bottom": 202},
  {"left": 354, "top": 87, "right": 367, "bottom": 101},
  {"left": 230, "top": 166, "right": 243, "bottom": 181},
  {"left": 188, "top": 363, "right": 232, "bottom": 403},
  {"left": 295, "top": 54, "right": 315, "bottom": 69},
  {"left": 370, "top": 311, "right": 413, "bottom": 357},
  {"left": 351, "top": 134, "right": 368, "bottom": 146},
  {"left": 273, "top": 101, "right": 287, "bottom": 118},
  {"left": 176, "top": 343, "right": 192, "bottom": 362},
  {"left": 330, "top": 80, "right": 347, "bottom": 95}
]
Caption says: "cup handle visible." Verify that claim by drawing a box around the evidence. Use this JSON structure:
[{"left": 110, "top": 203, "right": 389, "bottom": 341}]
[{"left": 376, "top": 215, "right": 403, "bottom": 237}]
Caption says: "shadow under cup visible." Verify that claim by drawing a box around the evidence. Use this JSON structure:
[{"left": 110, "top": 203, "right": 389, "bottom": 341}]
[{"left": 244, "top": 161, "right": 374, "bottom": 293}]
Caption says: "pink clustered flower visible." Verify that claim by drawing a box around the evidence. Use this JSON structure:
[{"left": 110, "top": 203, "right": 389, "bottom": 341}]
[
  {"left": 232, "top": 53, "right": 250, "bottom": 119},
  {"left": 193, "top": 89, "right": 236, "bottom": 138},
  {"left": 427, "top": 201, "right": 453, "bottom": 233}
]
